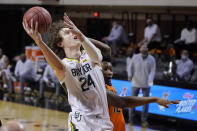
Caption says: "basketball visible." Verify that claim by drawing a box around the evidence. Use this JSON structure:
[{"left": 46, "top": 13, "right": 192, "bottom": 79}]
[{"left": 23, "top": 6, "right": 52, "bottom": 34}]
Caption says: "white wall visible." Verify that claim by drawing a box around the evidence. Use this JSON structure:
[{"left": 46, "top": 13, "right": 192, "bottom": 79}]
[{"left": 1, "top": 0, "right": 197, "bottom": 7}]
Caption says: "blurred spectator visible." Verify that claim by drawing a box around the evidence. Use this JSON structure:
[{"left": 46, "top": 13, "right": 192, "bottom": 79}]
[
  {"left": 126, "top": 48, "right": 134, "bottom": 77},
  {"left": 0, "top": 48, "right": 8, "bottom": 79},
  {"left": 39, "top": 64, "right": 60, "bottom": 99},
  {"left": 0, "top": 48, "right": 7, "bottom": 71},
  {"left": 163, "top": 50, "right": 194, "bottom": 82},
  {"left": 14, "top": 53, "right": 37, "bottom": 96},
  {"left": 127, "top": 45, "right": 156, "bottom": 126},
  {"left": 0, "top": 48, "right": 12, "bottom": 92},
  {"left": 179, "top": 21, "right": 197, "bottom": 56},
  {"left": 1, "top": 63, "right": 13, "bottom": 93},
  {"left": 102, "top": 19, "right": 129, "bottom": 56},
  {"left": 138, "top": 18, "right": 161, "bottom": 50},
  {"left": 163, "top": 60, "right": 177, "bottom": 81},
  {"left": 175, "top": 50, "right": 194, "bottom": 81},
  {"left": 180, "top": 21, "right": 197, "bottom": 44},
  {"left": 191, "top": 70, "right": 197, "bottom": 83}
]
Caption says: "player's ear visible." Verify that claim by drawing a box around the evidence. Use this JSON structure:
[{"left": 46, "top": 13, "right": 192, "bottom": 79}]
[{"left": 57, "top": 42, "right": 64, "bottom": 48}]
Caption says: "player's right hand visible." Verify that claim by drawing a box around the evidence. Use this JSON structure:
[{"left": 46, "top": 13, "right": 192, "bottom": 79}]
[
  {"left": 22, "top": 19, "right": 42, "bottom": 44},
  {"left": 63, "top": 13, "right": 84, "bottom": 42}
]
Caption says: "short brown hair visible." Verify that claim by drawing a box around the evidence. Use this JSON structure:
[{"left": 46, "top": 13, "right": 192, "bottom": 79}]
[{"left": 48, "top": 20, "right": 65, "bottom": 59}]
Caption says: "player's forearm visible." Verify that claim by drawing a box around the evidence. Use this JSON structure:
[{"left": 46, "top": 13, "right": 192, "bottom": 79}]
[
  {"left": 35, "top": 40, "right": 65, "bottom": 72},
  {"left": 81, "top": 35, "right": 102, "bottom": 63},
  {"left": 89, "top": 38, "right": 111, "bottom": 53},
  {"left": 120, "top": 96, "right": 158, "bottom": 108},
  {"left": 107, "top": 91, "right": 159, "bottom": 108}
]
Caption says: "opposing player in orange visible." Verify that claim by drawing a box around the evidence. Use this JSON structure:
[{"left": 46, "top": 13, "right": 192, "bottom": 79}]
[
  {"left": 101, "top": 58, "right": 125, "bottom": 131},
  {"left": 89, "top": 36, "right": 180, "bottom": 130},
  {"left": 102, "top": 57, "right": 180, "bottom": 131}
]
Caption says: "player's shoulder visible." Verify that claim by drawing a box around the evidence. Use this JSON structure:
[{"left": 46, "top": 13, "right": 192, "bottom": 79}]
[
  {"left": 106, "top": 85, "right": 117, "bottom": 93},
  {"left": 61, "top": 58, "right": 80, "bottom": 67},
  {"left": 80, "top": 50, "right": 93, "bottom": 64},
  {"left": 62, "top": 57, "right": 79, "bottom": 62},
  {"left": 80, "top": 50, "right": 88, "bottom": 59}
]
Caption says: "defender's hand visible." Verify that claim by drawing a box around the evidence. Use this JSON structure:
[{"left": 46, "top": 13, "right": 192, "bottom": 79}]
[
  {"left": 156, "top": 98, "right": 180, "bottom": 108},
  {"left": 22, "top": 19, "right": 42, "bottom": 43}
]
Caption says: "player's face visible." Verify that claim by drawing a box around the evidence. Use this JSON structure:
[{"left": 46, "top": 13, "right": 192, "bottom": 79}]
[
  {"left": 59, "top": 28, "right": 81, "bottom": 49},
  {"left": 102, "top": 62, "right": 113, "bottom": 80}
]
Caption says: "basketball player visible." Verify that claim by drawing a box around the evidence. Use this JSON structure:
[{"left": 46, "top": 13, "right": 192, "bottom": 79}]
[
  {"left": 23, "top": 13, "right": 113, "bottom": 130},
  {"left": 88, "top": 36, "right": 180, "bottom": 130},
  {"left": 102, "top": 57, "right": 180, "bottom": 131}
]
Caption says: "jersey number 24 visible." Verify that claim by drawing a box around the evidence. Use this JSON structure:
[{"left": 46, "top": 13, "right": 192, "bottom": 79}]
[{"left": 79, "top": 74, "right": 95, "bottom": 92}]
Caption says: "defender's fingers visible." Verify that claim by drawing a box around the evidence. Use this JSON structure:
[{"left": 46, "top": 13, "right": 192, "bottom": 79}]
[
  {"left": 170, "top": 100, "right": 180, "bottom": 104},
  {"left": 164, "top": 105, "right": 169, "bottom": 108}
]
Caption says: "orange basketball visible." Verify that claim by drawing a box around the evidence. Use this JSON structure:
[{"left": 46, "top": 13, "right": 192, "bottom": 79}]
[{"left": 23, "top": 6, "right": 52, "bottom": 34}]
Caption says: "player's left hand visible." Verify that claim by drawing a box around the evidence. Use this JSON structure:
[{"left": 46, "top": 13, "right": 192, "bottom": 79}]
[
  {"left": 22, "top": 19, "right": 42, "bottom": 44},
  {"left": 63, "top": 13, "right": 84, "bottom": 42},
  {"left": 156, "top": 98, "right": 181, "bottom": 108}
]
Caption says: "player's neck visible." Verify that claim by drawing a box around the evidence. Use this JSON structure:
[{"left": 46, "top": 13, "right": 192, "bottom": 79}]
[
  {"left": 64, "top": 47, "right": 81, "bottom": 60},
  {"left": 105, "top": 79, "right": 112, "bottom": 86}
]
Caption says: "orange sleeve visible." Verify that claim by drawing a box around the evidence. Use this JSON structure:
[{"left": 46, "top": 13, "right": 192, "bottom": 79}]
[{"left": 106, "top": 85, "right": 126, "bottom": 131}]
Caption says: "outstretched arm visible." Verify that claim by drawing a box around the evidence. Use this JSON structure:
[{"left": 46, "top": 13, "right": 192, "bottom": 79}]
[
  {"left": 107, "top": 90, "right": 180, "bottom": 108},
  {"left": 88, "top": 38, "right": 111, "bottom": 57},
  {"left": 64, "top": 13, "right": 102, "bottom": 64},
  {"left": 22, "top": 19, "right": 66, "bottom": 81}
]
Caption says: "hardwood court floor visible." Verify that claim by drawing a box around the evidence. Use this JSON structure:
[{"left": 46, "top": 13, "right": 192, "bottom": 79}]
[
  {"left": 0, "top": 100, "right": 159, "bottom": 131},
  {"left": 0, "top": 100, "right": 69, "bottom": 131}
]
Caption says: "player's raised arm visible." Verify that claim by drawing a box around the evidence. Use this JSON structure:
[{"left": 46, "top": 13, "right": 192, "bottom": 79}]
[
  {"left": 107, "top": 91, "right": 180, "bottom": 108},
  {"left": 88, "top": 38, "right": 111, "bottom": 57},
  {"left": 64, "top": 13, "right": 102, "bottom": 64},
  {"left": 22, "top": 19, "right": 66, "bottom": 81},
  {"left": 88, "top": 38, "right": 111, "bottom": 53}
]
